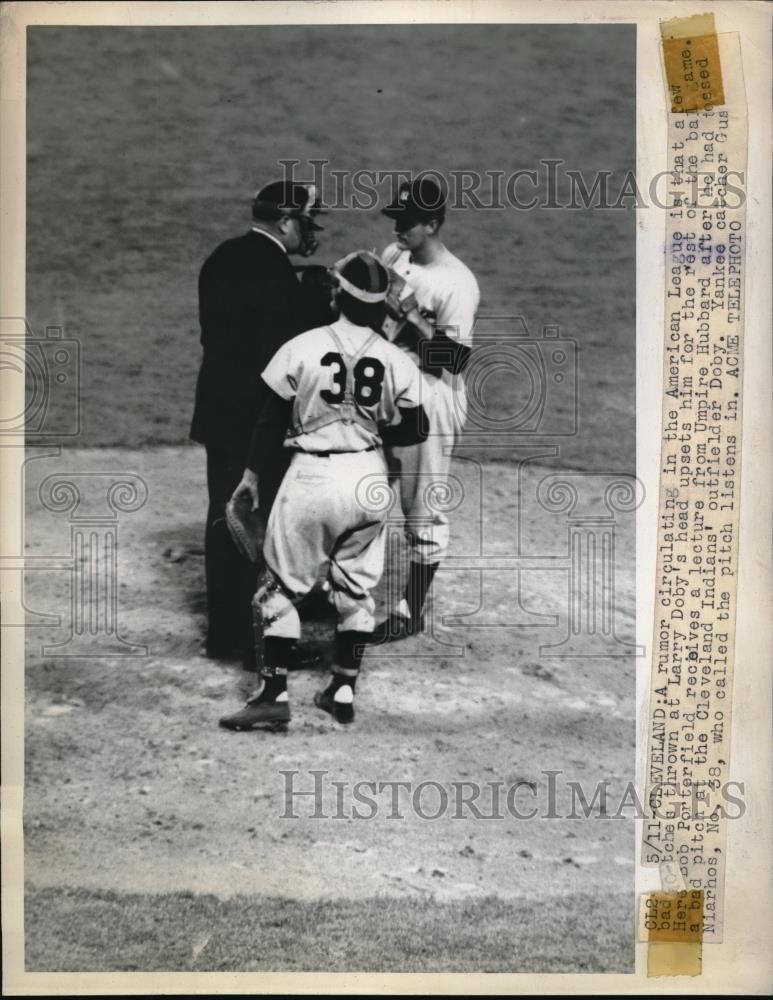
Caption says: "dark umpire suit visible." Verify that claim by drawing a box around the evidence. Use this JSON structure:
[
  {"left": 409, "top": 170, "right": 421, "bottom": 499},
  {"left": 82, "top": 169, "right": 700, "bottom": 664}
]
[{"left": 191, "top": 219, "right": 328, "bottom": 659}]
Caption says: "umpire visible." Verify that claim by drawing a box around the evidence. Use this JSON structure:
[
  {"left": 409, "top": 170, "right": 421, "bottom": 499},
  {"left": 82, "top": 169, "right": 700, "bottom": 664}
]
[{"left": 190, "top": 180, "right": 329, "bottom": 661}]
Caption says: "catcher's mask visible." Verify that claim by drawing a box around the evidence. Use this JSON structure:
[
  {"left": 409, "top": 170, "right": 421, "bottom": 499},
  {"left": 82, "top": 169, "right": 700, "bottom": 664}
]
[{"left": 294, "top": 212, "right": 323, "bottom": 257}]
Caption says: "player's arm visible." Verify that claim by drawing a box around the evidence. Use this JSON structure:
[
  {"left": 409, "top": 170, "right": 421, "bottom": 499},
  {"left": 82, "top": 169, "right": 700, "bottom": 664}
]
[
  {"left": 380, "top": 402, "right": 429, "bottom": 447},
  {"left": 417, "top": 326, "right": 472, "bottom": 376},
  {"left": 396, "top": 309, "right": 473, "bottom": 375},
  {"left": 233, "top": 386, "right": 294, "bottom": 511},
  {"left": 380, "top": 351, "right": 430, "bottom": 447},
  {"left": 246, "top": 385, "right": 293, "bottom": 476},
  {"left": 387, "top": 292, "right": 435, "bottom": 343},
  {"left": 379, "top": 244, "right": 435, "bottom": 344},
  {"left": 416, "top": 276, "right": 480, "bottom": 375},
  {"left": 233, "top": 340, "right": 298, "bottom": 511}
]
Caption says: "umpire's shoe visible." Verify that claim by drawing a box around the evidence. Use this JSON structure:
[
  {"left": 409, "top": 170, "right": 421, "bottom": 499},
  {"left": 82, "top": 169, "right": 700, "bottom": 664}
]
[
  {"left": 314, "top": 684, "right": 355, "bottom": 725},
  {"left": 368, "top": 613, "right": 423, "bottom": 644},
  {"left": 219, "top": 690, "right": 290, "bottom": 731}
]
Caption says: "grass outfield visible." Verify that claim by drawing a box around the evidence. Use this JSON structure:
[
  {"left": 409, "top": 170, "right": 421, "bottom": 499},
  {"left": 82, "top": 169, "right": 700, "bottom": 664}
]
[
  {"left": 26, "top": 24, "right": 635, "bottom": 472},
  {"left": 26, "top": 887, "right": 633, "bottom": 973}
]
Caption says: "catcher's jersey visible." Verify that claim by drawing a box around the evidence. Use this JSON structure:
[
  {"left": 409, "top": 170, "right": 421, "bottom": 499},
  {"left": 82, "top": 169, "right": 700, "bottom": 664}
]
[
  {"left": 261, "top": 317, "right": 424, "bottom": 454},
  {"left": 381, "top": 242, "right": 480, "bottom": 347}
]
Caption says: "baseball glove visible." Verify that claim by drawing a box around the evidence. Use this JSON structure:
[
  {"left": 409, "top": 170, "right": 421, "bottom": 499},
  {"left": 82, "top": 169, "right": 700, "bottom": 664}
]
[
  {"left": 384, "top": 267, "right": 418, "bottom": 322},
  {"left": 226, "top": 492, "right": 265, "bottom": 565}
]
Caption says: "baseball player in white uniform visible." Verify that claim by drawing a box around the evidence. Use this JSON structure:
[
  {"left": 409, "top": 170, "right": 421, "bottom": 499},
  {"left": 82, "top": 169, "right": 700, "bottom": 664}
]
[
  {"left": 372, "top": 176, "right": 480, "bottom": 641},
  {"left": 219, "top": 251, "right": 428, "bottom": 730}
]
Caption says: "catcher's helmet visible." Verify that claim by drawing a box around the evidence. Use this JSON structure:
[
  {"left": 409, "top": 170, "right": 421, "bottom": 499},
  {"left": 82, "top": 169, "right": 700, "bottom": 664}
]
[{"left": 331, "top": 251, "right": 390, "bottom": 303}]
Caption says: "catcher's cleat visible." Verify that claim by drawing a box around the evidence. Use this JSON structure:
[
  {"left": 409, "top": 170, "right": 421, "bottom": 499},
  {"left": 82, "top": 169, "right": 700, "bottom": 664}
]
[
  {"left": 314, "top": 685, "right": 355, "bottom": 725},
  {"left": 219, "top": 693, "right": 290, "bottom": 731},
  {"left": 368, "top": 613, "right": 423, "bottom": 644}
]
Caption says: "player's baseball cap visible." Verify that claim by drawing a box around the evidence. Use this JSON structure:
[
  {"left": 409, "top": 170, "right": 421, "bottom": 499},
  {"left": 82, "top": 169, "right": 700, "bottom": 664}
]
[
  {"left": 381, "top": 176, "right": 447, "bottom": 225},
  {"left": 332, "top": 251, "right": 390, "bottom": 302},
  {"left": 252, "top": 180, "right": 325, "bottom": 230}
]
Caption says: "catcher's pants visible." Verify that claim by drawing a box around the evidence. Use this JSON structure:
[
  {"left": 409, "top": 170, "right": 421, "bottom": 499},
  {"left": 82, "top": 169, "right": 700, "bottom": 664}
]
[
  {"left": 259, "top": 450, "right": 390, "bottom": 638},
  {"left": 390, "top": 373, "right": 467, "bottom": 565}
]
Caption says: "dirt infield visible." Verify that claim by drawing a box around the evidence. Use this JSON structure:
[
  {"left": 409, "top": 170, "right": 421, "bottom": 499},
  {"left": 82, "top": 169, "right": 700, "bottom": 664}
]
[{"left": 23, "top": 445, "right": 635, "bottom": 970}]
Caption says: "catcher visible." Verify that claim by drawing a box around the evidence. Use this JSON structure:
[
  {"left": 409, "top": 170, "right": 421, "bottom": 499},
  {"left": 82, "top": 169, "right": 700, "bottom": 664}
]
[{"left": 219, "top": 251, "right": 428, "bottom": 731}]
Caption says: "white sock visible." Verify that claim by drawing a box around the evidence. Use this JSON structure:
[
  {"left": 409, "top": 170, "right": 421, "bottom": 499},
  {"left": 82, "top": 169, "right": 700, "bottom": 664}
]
[
  {"left": 396, "top": 598, "right": 411, "bottom": 620},
  {"left": 274, "top": 690, "right": 289, "bottom": 703},
  {"left": 333, "top": 684, "right": 354, "bottom": 705}
]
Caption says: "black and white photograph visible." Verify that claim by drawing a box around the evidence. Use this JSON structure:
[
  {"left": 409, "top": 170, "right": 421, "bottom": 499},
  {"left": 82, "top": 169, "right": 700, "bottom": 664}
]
[{"left": 2, "top": 0, "right": 770, "bottom": 991}]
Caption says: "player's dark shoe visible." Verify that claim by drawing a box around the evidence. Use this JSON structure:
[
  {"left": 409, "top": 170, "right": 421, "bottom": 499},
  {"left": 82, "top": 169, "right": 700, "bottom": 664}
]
[
  {"left": 219, "top": 692, "right": 290, "bottom": 731},
  {"left": 368, "top": 613, "right": 423, "bottom": 644},
  {"left": 314, "top": 685, "right": 355, "bottom": 725}
]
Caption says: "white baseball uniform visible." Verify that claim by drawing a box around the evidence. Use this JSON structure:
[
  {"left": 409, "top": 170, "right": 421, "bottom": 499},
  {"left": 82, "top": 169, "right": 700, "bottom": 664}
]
[
  {"left": 381, "top": 242, "right": 480, "bottom": 564},
  {"left": 257, "top": 316, "right": 424, "bottom": 637}
]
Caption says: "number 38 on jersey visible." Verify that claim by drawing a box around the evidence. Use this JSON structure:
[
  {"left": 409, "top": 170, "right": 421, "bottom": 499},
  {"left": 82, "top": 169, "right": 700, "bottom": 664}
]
[
  {"left": 320, "top": 352, "right": 385, "bottom": 406},
  {"left": 260, "top": 321, "right": 424, "bottom": 453}
]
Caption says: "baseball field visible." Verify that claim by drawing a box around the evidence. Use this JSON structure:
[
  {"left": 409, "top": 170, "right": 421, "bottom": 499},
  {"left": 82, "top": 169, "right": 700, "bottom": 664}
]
[{"left": 23, "top": 23, "right": 637, "bottom": 973}]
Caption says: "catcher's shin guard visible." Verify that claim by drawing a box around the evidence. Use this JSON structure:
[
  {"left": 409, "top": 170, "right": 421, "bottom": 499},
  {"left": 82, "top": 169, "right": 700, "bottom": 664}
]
[
  {"left": 262, "top": 636, "right": 293, "bottom": 677},
  {"left": 249, "top": 568, "right": 299, "bottom": 673},
  {"left": 249, "top": 592, "right": 265, "bottom": 674}
]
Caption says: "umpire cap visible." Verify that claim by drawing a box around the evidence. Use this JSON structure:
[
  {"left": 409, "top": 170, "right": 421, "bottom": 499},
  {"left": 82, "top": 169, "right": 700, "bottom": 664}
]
[
  {"left": 382, "top": 176, "right": 447, "bottom": 224},
  {"left": 332, "top": 251, "right": 390, "bottom": 303},
  {"left": 252, "top": 180, "right": 325, "bottom": 230}
]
